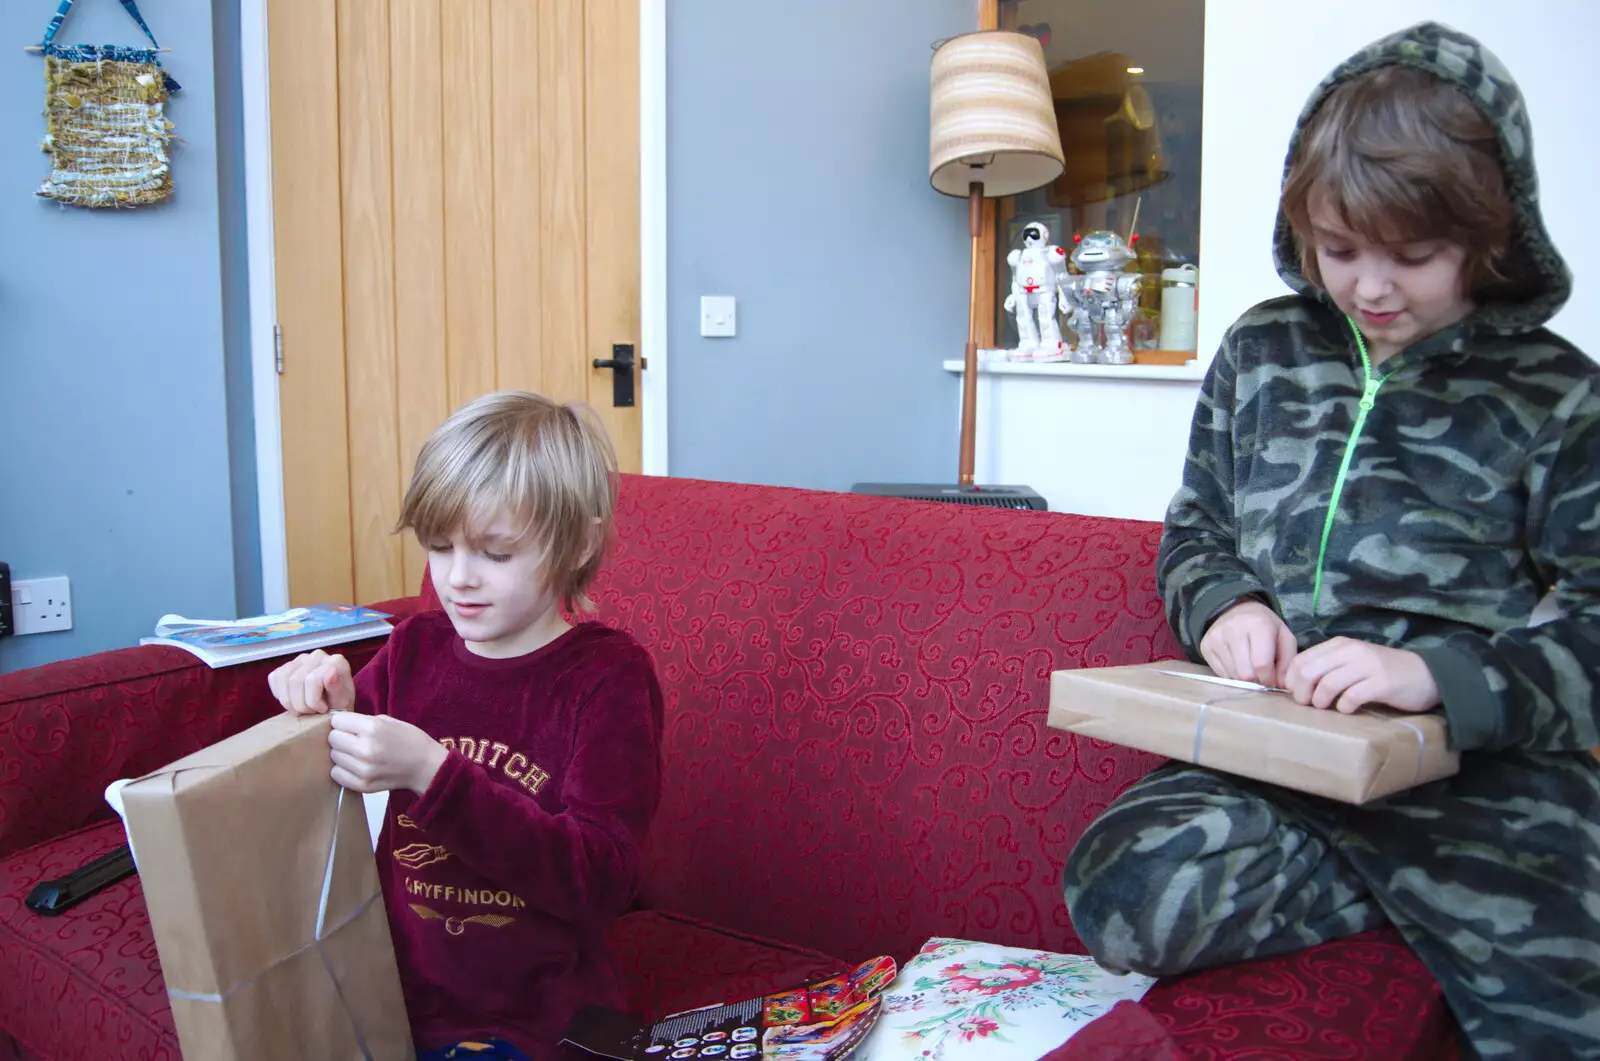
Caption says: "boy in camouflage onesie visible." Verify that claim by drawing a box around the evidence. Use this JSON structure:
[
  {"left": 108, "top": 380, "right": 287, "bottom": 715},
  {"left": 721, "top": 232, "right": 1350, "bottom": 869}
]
[{"left": 1062, "top": 22, "right": 1600, "bottom": 1059}]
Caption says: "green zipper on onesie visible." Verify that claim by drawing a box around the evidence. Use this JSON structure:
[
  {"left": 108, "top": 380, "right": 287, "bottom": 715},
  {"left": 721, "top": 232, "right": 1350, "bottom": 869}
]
[{"left": 1310, "top": 318, "right": 1392, "bottom": 615}]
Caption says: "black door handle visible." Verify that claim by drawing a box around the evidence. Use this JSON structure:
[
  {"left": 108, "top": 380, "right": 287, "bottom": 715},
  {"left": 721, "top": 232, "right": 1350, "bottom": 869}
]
[{"left": 592, "top": 343, "right": 635, "bottom": 407}]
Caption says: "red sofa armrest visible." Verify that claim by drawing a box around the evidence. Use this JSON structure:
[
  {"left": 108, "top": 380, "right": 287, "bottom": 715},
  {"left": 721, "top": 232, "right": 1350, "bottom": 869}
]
[{"left": 0, "top": 595, "right": 424, "bottom": 858}]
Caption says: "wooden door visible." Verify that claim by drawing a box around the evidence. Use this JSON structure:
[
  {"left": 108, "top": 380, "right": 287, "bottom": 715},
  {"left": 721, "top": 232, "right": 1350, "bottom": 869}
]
[{"left": 267, "top": 0, "right": 641, "bottom": 607}]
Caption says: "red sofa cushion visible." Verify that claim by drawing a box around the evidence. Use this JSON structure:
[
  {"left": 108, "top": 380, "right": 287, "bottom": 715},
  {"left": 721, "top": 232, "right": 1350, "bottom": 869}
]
[
  {"left": 589, "top": 476, "right": 1180, "bottom": 964},
  {"left": 0, "top": 819, "right": 1452, "bottom": 1060},
  {"left": 609, "top": 910, "right": 845, "bottom": 1020},
  {"left": 610, "top": 914, "right": 1449, "bottom": 1057},
  {"left": 0, "top": 821, "right": 176, "bottom": 1061},
  {"left": 1041, "top": 1001, "right": 1182, "bottom": 1061},
  {"left": 1144, "top": 929, "right": 1457, "bottom": 1060}
]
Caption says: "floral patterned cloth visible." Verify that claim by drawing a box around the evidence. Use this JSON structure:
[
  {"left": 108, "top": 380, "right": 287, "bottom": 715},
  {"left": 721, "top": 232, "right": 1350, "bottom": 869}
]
[{"left": 857, "top": 939, "right": 1155, "bottom": 1061}]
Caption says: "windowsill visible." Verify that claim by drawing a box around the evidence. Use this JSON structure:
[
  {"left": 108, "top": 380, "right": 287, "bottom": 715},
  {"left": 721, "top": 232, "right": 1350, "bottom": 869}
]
[{"left": 942, "top": 358, "right": 1206, "bottom": 382}]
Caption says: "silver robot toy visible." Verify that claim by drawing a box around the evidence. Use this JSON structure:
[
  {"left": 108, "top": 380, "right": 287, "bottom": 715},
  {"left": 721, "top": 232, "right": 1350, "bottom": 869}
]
[{"left": 1061, "top": 230, "right": 1143, "bottom": 365}]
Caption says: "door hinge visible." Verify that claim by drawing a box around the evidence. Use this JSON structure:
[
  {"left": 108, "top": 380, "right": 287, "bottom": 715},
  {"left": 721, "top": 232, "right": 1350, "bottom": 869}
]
[{"left": 273, "top": 325, "right": 284, "bottom": 375}]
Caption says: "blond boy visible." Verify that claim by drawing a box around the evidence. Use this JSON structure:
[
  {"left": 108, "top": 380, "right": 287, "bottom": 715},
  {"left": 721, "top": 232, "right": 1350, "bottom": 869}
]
[{"left": 271, "top": 392, "right": 662, "bottom": 1061}]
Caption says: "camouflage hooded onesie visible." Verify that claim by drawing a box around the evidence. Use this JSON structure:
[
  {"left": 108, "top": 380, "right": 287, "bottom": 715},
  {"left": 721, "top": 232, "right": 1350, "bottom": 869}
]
[{"left": 1062, "top": 22, "right": 1600, "bottom": 1059}]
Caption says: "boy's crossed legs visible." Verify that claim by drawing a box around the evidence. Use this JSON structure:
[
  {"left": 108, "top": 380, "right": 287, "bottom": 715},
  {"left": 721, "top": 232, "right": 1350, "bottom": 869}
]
[
  {"left": 1064, "top": 762, "right": 1600, "bottom": 1060},
  {"left": 1063, "top": 764, "right": 1384, "bottom": 977}
]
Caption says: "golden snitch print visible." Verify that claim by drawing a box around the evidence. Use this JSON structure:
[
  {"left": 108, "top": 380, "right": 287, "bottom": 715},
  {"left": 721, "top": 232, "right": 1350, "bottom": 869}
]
[{"left": 409, "top": 903, "right": 516, "bottom": 936}]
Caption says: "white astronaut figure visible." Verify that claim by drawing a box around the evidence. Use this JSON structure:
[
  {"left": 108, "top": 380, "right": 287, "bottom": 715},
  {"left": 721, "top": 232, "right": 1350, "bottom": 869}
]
[
  {"left": 1003, "top": 222, "right": 1069, "bottom": 361},
  {"left": 1061, "top": 231, "right": 1143, "bottom": 365}
]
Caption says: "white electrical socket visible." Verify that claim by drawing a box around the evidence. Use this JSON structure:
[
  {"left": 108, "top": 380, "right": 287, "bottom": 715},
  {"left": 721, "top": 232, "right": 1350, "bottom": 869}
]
[{"left": 12, "top": 576, "right": 73, "bottom": 635}]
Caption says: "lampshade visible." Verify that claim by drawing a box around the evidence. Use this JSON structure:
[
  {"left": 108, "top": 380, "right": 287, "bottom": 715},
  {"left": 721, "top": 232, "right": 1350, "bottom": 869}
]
[{"left": 930, "top": 30, "right": 1065, "bottom": 198}]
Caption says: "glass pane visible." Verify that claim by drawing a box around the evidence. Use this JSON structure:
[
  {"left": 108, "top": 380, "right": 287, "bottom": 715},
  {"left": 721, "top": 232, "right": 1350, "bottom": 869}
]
[{"left": 995, "top": 0, "right": 1204, "bottom": 358}]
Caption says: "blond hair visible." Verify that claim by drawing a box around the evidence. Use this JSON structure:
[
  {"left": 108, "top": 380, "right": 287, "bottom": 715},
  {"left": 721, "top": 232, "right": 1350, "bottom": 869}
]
[
  {"left": 398, "top": 391, "right": 618, "bottom": 612},
  {"left": 1282, "top": 65, "right": 1519, "bottom": 299}
]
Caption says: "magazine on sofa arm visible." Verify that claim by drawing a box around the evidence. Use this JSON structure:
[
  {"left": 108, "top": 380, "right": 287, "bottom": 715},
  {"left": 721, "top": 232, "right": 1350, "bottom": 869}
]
[{"left": 140, "top": 604, "right": 392, "bottom": 668}]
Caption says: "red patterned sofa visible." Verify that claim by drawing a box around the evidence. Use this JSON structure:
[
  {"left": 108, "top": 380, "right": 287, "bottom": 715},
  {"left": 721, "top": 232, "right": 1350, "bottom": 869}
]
[{"left": 0, "top": 476, "right": 1457, "bottom": 1060}]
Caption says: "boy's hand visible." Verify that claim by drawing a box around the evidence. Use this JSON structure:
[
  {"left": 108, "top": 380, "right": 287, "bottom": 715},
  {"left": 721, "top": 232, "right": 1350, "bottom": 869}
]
[
  {"left": 1200, "top": 599, "right": 1298, "bottom": 689},
  {"left": 327, "top": 713, "right": 449, "bottom": 795},
  {"left": 268, "top": 650, "right": 354, "bottom": 715},
  {"left": 1282, "top": 638, "right": 1441, "bottom": 714}
]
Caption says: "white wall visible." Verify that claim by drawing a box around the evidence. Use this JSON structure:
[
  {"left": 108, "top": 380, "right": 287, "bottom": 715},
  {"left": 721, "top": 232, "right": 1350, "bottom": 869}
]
[
  {"left": 969, "top": 372, "right": 1205, "bottom": 520},
  {"left": 973, "top": 1, "right": 1600, "bottom": 524}
]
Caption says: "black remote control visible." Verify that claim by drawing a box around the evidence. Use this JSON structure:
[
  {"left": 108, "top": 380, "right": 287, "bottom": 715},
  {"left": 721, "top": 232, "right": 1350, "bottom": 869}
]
[{"left": 25, "top": 845, "right": 137, "bottom": 915}]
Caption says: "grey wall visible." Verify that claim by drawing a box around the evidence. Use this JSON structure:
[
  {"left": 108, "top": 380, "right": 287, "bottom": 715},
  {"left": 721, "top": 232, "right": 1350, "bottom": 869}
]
[
  {"left": 0, "top": 0, "right": 257, "bottom": 670},
  {"left": 666, "top": 1, "right": 975, "bottom": 491}
]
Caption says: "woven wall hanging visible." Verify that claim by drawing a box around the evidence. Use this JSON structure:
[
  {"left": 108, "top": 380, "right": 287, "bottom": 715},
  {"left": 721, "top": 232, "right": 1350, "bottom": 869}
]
[{"left": 33, "top": 0, "right": 181, "bottom": 208}]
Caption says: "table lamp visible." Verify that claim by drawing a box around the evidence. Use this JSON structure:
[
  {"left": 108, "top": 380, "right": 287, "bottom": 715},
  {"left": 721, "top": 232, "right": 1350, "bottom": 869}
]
[{"left": 856, "top": 30, "right": 1064, "bottom": 509}]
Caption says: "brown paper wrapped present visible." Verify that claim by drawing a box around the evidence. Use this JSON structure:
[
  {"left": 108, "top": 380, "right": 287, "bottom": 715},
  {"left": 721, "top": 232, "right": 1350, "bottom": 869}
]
[
  {"left": 1049, "top": 661, "right": 1460, "bottom": 804},
  {"left": 122, "top": 712, "right": 415, "bottom": 1061}
]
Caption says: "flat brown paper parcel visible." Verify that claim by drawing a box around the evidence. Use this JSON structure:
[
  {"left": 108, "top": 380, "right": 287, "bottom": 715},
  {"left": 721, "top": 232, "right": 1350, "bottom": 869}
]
[
  {"left": 122, "top": 711, "right": 415, "bottom": 1061},
  {"left": 1049, "top": 661, "right": 1460, "bottom": 804}
]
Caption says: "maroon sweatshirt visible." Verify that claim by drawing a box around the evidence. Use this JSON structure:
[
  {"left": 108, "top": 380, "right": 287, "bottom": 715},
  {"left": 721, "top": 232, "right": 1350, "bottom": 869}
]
[{"left": 354, "top": 613, "right": 663, "bottom": 1055}]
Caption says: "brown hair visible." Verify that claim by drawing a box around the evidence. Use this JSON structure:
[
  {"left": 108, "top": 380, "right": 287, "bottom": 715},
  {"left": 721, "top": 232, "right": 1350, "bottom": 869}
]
[
  {"left": 398, "top": 391, "right": 619, "bottom": 612},
  {"left": 1281, "top": 65, "right": 1516, "bottom": 297}
]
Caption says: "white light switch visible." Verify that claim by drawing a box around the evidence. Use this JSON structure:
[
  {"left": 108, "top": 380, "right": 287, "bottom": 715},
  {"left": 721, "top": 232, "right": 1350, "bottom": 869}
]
[{"left": 700, "top": 295, "right": 737, "bottom": 338}]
